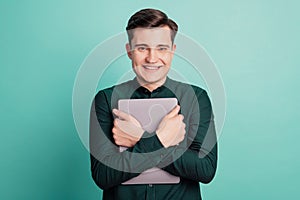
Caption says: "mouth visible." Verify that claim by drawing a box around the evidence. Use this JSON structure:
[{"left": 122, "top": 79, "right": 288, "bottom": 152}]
[{"left": 142, "top": 65, "right": 162, "bottom": 70}]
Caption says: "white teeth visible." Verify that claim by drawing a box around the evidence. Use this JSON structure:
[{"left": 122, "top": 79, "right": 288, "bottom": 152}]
[{"left": 143, "top": 65, "right": 161, "bottom": 70}]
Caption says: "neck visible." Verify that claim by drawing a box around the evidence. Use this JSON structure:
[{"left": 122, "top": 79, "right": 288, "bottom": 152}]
[{"left": 136, "top": 77, "right": 167, "bottom": 92}]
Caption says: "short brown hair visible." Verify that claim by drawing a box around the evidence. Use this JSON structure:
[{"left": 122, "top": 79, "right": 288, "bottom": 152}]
[{"left": 126, "top": 8, "right": 178, "bottom": 44}]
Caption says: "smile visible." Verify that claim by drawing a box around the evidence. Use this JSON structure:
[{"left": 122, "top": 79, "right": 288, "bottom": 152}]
[{"left": 142, "top": 65, "right": 162, "bottom": 70}]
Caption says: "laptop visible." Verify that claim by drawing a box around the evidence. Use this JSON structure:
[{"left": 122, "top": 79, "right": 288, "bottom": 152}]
[{"left": 118, "top": 98, "right": 180, "bottom": 184}]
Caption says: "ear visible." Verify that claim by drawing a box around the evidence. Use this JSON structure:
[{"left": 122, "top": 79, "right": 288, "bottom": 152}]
[
  {"left": 172, "top": 44, "right": 176, "bottom": 52},
  {"left": 170, "top": 44, "right": 176, "bottom": 57},
  {"left": 125, "top": 43, "right": 132, "bottom": 60}
]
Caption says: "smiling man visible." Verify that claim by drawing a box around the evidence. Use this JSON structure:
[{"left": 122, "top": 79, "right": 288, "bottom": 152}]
[
  {"left": 126, "top": 26, "right": 176, "bottom": 92},
  {"left": 90, "top": 8, "right": 218, "bottom": 200}
]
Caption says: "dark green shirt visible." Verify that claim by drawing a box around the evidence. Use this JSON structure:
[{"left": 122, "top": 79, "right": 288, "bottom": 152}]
[{"left": 90, "top": 77, "right": 217, "bottom": 200}]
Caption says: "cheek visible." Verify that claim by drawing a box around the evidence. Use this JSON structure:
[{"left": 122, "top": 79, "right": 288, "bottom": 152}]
[
  {"left": 161, "top": 55, "right": 173, "bottom": 65},
  {"left": 132, "top": 54, "right": 145, "bottom": 65}
]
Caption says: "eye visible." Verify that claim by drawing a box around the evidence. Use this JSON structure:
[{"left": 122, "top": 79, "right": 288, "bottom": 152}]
[
  {"left": 137, "top": 47, "right": 147, "bottom": 52},
  {"left": 157, "top": 47, "right": 168, "bottom": 51}
]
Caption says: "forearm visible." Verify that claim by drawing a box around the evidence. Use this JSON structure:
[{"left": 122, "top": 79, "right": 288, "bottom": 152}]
[
  {"left": 162, "top": 144, "right": 217, "bottom": 183},
  {"left": 90, "top": 154, "right": 139, "bottom": 190},
  {"left": 90, "top": 91, "right": 153, "bottom": 189},
  {"left": 162, "top": 117, "right": 218, "bottom": 183},
  {"left": 90, "top": 120, "right": 165, "bottom": 190}
]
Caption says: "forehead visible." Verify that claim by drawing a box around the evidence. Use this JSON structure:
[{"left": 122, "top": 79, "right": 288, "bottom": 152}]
[{"left": 130, "top": 27, "right": 173, "bottom": 46}]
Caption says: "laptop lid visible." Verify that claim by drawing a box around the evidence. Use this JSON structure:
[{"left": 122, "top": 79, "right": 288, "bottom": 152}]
[{"left": 118, "top": 98, "right": 180, "bottom": 184}]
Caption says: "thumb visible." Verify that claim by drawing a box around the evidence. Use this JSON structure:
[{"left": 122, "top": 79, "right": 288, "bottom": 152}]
[{"left": 113, "top": 109, "right": 130, "bottom": 121}]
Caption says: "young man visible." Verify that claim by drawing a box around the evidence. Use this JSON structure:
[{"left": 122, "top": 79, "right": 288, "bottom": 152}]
[{"left": 90, "top": 8, "right": 217, "bottom": 200}]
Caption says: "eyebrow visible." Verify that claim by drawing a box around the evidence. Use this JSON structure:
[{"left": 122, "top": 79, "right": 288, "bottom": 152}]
[
  {"left": 157, "top": 44, "right": 171, "bottom": 48},
  {"left": 134, "top": 44, "right": 171, "bottom": 48}
]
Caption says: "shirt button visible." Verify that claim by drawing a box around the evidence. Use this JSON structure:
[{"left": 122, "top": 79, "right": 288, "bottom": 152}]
[
  {"left": 160, "top": 154, "right": 164, "bottom": 158},
  {"left": 149, "top": 184, "right": 153, "bottom": 187}
]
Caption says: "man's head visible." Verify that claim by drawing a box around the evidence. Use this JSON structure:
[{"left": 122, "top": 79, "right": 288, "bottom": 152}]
[
  {"left": 126, "top": 8, "right": 178, "bottom": 45},
  {"left": 125, "top": 9, "right": 178, "bottom": 91}
]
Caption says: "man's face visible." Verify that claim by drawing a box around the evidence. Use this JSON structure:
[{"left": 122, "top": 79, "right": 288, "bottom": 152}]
[{"left": 126, "top": 26, "right": 176, "bottom": 91}]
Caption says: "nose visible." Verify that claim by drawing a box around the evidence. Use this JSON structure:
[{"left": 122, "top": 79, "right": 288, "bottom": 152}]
[{"left": 146, "top": 48, "right": 158, "bottom": 63}]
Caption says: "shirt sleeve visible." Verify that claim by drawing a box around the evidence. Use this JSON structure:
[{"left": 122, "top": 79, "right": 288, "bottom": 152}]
[
  {"left": 161, "top": 89, "right": 218, "bottom": 184},
  {"left": 90, "top": 90, "right": 166, "bottom": 190}
]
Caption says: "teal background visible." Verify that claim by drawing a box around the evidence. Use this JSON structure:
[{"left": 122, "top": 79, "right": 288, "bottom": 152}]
[{"left": 1, "top": 0, "right": 299, "bottom": 199}]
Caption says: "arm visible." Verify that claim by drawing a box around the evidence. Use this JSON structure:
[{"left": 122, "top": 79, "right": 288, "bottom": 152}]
[
  {"left": 162, "top": 89, "right": 218, "bottom": 184},
  {"left": 90, "top": 90, "right": 165, "bottom": 190}
]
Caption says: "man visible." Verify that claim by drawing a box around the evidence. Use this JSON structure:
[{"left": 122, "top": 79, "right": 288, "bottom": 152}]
[{"left": 90, "top": 8, "right": 217, "bottom": 200}]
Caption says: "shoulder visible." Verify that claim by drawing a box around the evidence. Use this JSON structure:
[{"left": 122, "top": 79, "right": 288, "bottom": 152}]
[
  {"left": 167, "top": 78, "right": 211, "bottom": 109},
  {"left": 94, "top": 79, "right": 136, "bottom": 108},
  {"left": 95, "top": 79, "right": 133, "bottom": 98}
]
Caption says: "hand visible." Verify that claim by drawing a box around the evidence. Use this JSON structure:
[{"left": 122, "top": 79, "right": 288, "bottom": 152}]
[
  {"left": 112, "top": 109, "right": 144, "bottom": 148},
  {"left": 156, "top": 105, "right": 186, "bottom": 148}
]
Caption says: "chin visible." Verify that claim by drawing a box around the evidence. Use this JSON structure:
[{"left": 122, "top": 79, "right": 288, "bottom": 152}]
[{"left": 143, "top": 77, "right": 164, "bottom": 84}]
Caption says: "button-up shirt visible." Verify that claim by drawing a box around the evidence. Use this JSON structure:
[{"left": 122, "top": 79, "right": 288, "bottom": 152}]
[{"left": 90, "top": 77, "right": 217, "bottom": 200}]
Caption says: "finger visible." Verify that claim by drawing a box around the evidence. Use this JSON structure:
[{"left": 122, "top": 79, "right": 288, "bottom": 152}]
[
  {"left": 112, "top": 127, "right": 126, "bottom": 138},
  {"left": 114, "top": 133, "right": 128, "bottom": 141},
  {"left": 117, "top": 131, "right": 138, "bottom": 140},
  {"left": 114, "top": 136, "right": 129, "bottom": 146},
  {"left": 113, "top": 130, "right": 129, "bottom": 144},
  {"left": 113, "top": 109, "right": 142, "bottom": 128},
  {"left": 115, "top": 119, "right": 143, "bottom": 138},
  {"left": 113, "top": 124, "right": 126, "bottom": 136},
  {"left": 113, "top": 124, "right": 140, "bottom": 140},
  {"left": 112, "top": 109, "right": 131, "bottom": 121},
  {"left": 113, "top": 133, "right": 135, "bottom": 147},
  {"left": 166, "top": 105, "right": 180, "bottom": 118},
  {"left": 178, "top": 114, "right": 184, "bottom": 121}
]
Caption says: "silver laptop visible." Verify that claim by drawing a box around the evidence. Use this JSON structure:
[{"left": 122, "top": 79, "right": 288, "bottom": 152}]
[{"left": 118, "top": 98, "right": 180, "bottom": 184}]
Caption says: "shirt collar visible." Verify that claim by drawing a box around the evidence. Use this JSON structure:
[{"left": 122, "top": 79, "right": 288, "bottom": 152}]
[{"left": 131, "top": 77, "right": 171, "bottom": 93}]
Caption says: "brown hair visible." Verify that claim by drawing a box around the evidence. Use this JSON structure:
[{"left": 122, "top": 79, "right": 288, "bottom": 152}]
[{"left": 126, "top": 8, "right": 178, "bottom": 44}]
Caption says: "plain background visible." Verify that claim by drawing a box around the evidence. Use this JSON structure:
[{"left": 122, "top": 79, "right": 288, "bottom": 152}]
[{"left": 1, "top": 0, "right": 299, "bottom": 199}]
